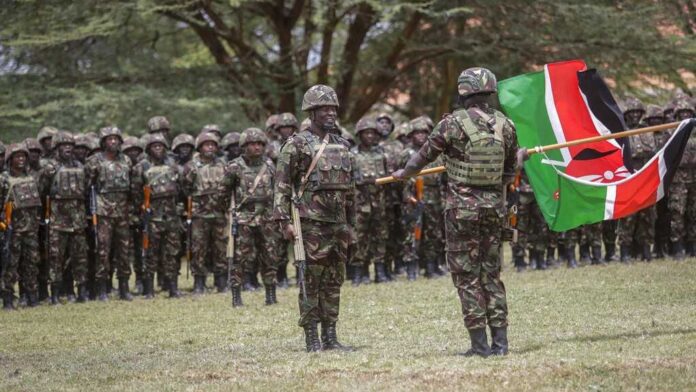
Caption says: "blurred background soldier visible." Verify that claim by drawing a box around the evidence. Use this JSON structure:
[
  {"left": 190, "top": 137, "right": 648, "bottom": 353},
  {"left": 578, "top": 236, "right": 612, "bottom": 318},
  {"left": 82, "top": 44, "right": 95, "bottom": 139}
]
[
  {"left": 668, "top": 100, "right": 696, "bottom": 259},
  {"left": 147, "top": 116, "right": 172, "bottom": 144},
  {"left": 264, "top": 114, "right": 280, "bottom": 162},
  {"left": 122, "top": 135, "right": 145, "bottom": 293},
  {"left": 25, "top": 137, "right": 49, "bottom": 302},
  {"left": 37, "top": 126, "right": 58, "bottom": 161},
  {"left": 221, "top": 132, "right": 242, "bottom": 163},
  {"left": 172, "top": 133, "right": 195, "bottom": 166}
]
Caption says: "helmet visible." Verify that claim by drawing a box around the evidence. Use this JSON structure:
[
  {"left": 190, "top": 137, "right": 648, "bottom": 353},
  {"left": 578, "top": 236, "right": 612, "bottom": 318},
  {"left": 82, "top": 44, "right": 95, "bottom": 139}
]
[
  {"left": 5, "top": 143, "right": 29, "bottom": 164},
  {"left": 623, "top": 96, "right": 645, "bottom": 114},
  {"left": 145, "top": 133, "right": 170, "bottom": 150},
  {"left": 98, "top": 126, "right": 124, "bottom": 143},
  {"left": 201, "top": 124, "right": 222, "bottom": 137},
  {"left": 239, "top": 127, "right": 268, "bottom": 147},
  {"left": 24, "top": 138, "right": 42, "bottom": 152},
  {"left": 122, "top": 136, "right": 143, "bottom": 152},
  {"left": 147, "top": 116, "right": 171, "bottom": 133},
  {"left": 420, "top": 115, "right": 434, "bottom": 130},
  {"left": 644, "top": 104, "right": 664, "bottom": 121},
  {"left": 275, "top": 112, "right": 299, "bottom": 130},
  {"left": 457, "top": 67, "right": 497, "bottom": 97},
  {"left": 408, "top": 117, "right": 430, "bottom": 135},
  {"left": 376, "top": 112, "right": 393, "bottom": 123},
  {"left": 51, "top": 131, "right": 75, "bottom": 150},
  {"left": 37, "top": 126, "right": 58, "bottom": 142},
  {"left": 265, "top": 114, "right": 280, "bottom": 132},
  {"left": 354, "top": 117, "right": 378, "bottom": 135},
  {"left": 195, "top": 132, "right": 220, "bottom": 150},
  {"left": 301, "top": 84, "right": 339, "bottom": 111},
  {"left": 74, "top": 134, "right": 91, "bottom": 149},
  {"left": 675, "top": 99, "right": 695, "bottom": 115},
  {"left": 395, "top": 122, "right": 412, "bottom": 139},
  {"left": 172, "top": 133, "right": 195, "bottom": 151},
  {"left": 221, "top": 132, "right": 241, "bottom": 149}
]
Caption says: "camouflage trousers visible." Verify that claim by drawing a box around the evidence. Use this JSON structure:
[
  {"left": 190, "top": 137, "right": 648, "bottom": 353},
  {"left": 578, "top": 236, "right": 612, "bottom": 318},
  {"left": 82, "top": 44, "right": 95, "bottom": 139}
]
[
  {"left": 618, "top": 206, "right": 656, "bottom": 246},
  {"left": 143, "top": 221, "right": 181, "bottom": 280},
  {"left": 297, "top": 219, "right": 349, "bottom": 327},
  {"left": 513, "top": 200, "right": 548, "bottom": 257},
  {"left": 230, "top": 223, "right": 280, "bottom": 288},
  {"left": 668, "top": 181, "right": 696, "bottom": 243},
  {"left": 191, "top": 218, "right": 226, "bottom": 277},
  {"left": 49, "top": 229, "right": 88, "bottom": 285},
  {"left": 351, "top": 210, "right": 388, "bottom": 267},
  {"left": 131, "top": 226, "right": 143, "bottom": 279},
  {"left": 1, "top": 232, "right": 39, "bottom": 296},
  {"left": 96, "top": 216, "right": 132, "bottom": 280},
  {"left": 602, "top": 220, "right": 617, "bottom": 248},
  {"left": 402, "top": 203, "right": 444, "bottom": 266},
  {"left": 384, "top": 204, "right": 404, "bottom": 267},
  {"left": 580, "top": 222, "right": 603, "bottom": 247},
  {"left": 445, "top": 207, "right": 508, "bottom": 330}
]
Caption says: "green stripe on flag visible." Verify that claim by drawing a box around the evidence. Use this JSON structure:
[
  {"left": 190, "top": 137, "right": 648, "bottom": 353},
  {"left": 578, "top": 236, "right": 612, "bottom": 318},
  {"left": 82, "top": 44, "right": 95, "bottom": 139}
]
[{"left": 554, "top": 174, "right": 607, "bottom": 231}]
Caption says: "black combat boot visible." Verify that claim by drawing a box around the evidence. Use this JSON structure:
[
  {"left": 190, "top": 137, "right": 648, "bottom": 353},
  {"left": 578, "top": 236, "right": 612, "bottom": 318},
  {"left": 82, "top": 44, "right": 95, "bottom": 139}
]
[
  {"left": 642, "top": 243, "right": 652, "bottom": 262},
  {"left": 118, "top": 278, "right": 133, "bottom": 301},
  {"left": 672, "top": 241, "right": 686, "bottom": 260},
  {"left": 277, "top": 266, "right": 289, "bottom": 289},
  {"left": 3, "top": 292, "right": 16, "bottom": 310},
  {"left": 38, "top": 281, "right": 49, "bottom": 302},
  {"left": 231, "top": 286, "right": 243, "bottom": 307},
  {"left": 458, "top": 328, "right": 491, "bottom": 357},
  {"left": 513, "top": 255, "right": 526, "bottom": 273},
  {"left": 27, "top": 291, "right": 39, "bottom": 307},
  {"left": 604, "top": 243, "right": 616, "bottom": 262},
  {"left": 654, "top": 241, "right": 664, "bottom": 259},
  {"left": 50, "top": 283, "right": 61, "bottom": 305},
  {"left": 579, "top": 244, "right": 590, "bottom": 264},
  {"left": 76, "top": 283, "right": 88, "bottom": 303},
  {"left": 566, "top": 246, "right": 578, "bottom": 268},
  {"left": 490, "top": 326, "right": 509, "bottom": 356},
  {"left": 425, "top": 260, "right": 437, "bottom": 279},
  {"left": 536, "top": 250, "right": 547, "bottom": 270},
  {"left": 98, "top": 280, "right": 109, "bottom": 301},
  {"left": 620, "top": 244, "right": 631, "bottom": 263},
  {"left": 546, "top": 247, "right": 557, "bottom": 267},
  {"left": 63, "top": 278, "right": 76, "bottom": 303},
  {"left": 687, "top": 241, "right": 696, "bottom": 258},
  {"left": 321, "top": 321, "right": 352, "bottom": 351},
  {"left": 528, "top": 250, "right": 537, "bottom": 270},
  {"left": 361, "top": 265, "right": 371, "bottom": 284},
  {"left": 243, "top": 272, "right": 256, "bottom": 291},
  {"left": 134, "top": 278, "right": 144, "bottom": 296},
  {"left": 303, "top": 322, "right": 322, "bottom": 352},
  {"left": 374, "top": 263, "right": 388, "bottom": 283},
  {"left": 351, "top": 265, "right": 361, "bottom": 286},
  {"left": 591, "top": 245, "right": 604, "bottom": 265},
  {"left": 168, "top": 278, "right": 181, "bottom": 298},
  {"left": 265, "top": 285, "right": 277, "bottom": 305},
  {"left": 193, "top": 275, "right": 206, "bottom": 294},
  {"left": 407, "top": 260, "right": 418, "bottom": 281},
  {"left": 143, "top": 277, "right": 155, "bottom": 299},
  {"left": 558, "top": 244, "right": 568, "bottom": 264},
  {"left": 215, "top": 274, "right": 228, "bottom": 293}
]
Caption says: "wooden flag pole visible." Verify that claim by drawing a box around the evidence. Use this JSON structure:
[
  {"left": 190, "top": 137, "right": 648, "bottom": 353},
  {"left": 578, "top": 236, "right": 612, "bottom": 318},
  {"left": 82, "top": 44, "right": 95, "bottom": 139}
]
[{"left": 375, "top": 121, "right": 681, "bottom": 185}]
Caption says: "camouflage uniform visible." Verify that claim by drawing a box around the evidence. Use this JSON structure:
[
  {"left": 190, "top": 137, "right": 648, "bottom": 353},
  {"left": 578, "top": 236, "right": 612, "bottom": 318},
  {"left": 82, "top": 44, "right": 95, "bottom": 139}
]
[
  {"left": 668, "top": 101, "right": 696, "bottom": 258},
  {"left": 511, "top": 171, "right": 548, "bottom": 270},
  {"left": 273, "top": 84, "right": 355, "bottom": 352},
  {"left": 25, "top": 137, "right": 49, "bottom": 302},
  {"left": 1, "top": 144, "right": 42, "bottom": 308},
  {"left": 39, "top": 132, "right": 90, "bottom": 304}
]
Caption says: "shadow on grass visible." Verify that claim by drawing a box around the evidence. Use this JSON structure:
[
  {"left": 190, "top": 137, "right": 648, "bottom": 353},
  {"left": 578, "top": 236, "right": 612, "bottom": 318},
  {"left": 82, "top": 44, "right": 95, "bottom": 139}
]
[{"left": 557, "top": 328, "right": 696, "bottom": 344}]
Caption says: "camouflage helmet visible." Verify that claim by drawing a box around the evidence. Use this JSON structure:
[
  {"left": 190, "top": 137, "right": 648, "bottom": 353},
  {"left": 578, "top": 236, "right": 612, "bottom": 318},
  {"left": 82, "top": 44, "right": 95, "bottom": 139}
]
[
  {"left": 144, "top": 132, "right": 170, "bottom": 150},
  {"left": 395, "top": 122, "right": 412, "bottom": 139},
  {"left": 275, "top": 112, "right": 299, "bottom": 130},
  {"left": 623, "top": 96, "right": 645, "bottom": 114},
  {"left": 37, "top": 126, "right": 58, "bottom": 142},
  {"left": 354, "top": 117, "right": 378, "bottom": 135},
  {"left": 644, "top": 104, "right": 664, "bottom": 121},
  {"left": 172, "top": 133, "right": 195, "bottom": 151},
  {"left": 675, "top": 99, "right": 695, "bottom": 115},
  {"left": 74, "top": 134, "right": 91, "bottom": 149},
  {"left": 98, "top": 126, "right": 124, "bottom": 144},
  {"left": 24, "top": 138, "right": 42, "bottom": 152},
  {"left": 408, "top": 117, "right": 430, "bottom": 135},
  {"left": 51, "top": 131, "right": 75, "bottom": 150},
  {"left": 147, "top": 116, "right": 171, "bottom": 133},
  {"left": 5, "top": 143, "right": 29, "bottom": 164},
  {"left": 420, "top": 115, "right": 435, "bottom": 130},
  {"left": 457, "top": 67, "right": 497, "bottom": 97},
  {"left": 221, "top": 132, "right": 241, "bottom": 149},
  {"left": 302, "top": 84, "right": 339, "bottom": 111},
  {"left": 201, "top": 124, "right": 222, "bottom": 137},
  {"left": 122, "top": 136, "right": 143, "bottom": 152},
  {"left": 239, "top": 127, "right": 268, "bottom": 147},
  {"left": 376, "top": 112, "right": 393, "bottom": 123},
  {"left": 265, "top": 114, "right": 280, "bottom": 132},
  {"left": 195, "top": 132, "right": 220, "bottom": 150}
]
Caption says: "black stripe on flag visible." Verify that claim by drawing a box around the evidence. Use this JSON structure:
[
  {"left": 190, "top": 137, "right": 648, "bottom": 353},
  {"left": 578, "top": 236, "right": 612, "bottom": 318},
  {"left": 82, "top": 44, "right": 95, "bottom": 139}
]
[{"left": 661, "top": 119, "right": 695, "bottom": 195}]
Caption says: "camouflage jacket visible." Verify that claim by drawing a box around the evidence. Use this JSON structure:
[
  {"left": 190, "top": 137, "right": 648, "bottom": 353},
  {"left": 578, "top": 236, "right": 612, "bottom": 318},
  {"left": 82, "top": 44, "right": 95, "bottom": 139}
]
[
  {"left": 181, "top": 154, "right": 231, "bottom": 219},
  {"left": 419, "top": 103, "right": 518, "bottom": 211},
  {"left": 227, "top": 155, "right": 276, "bottom": 226},
  {"left": 351, "top": 145, "right": 387, "bottom": 215},
  {"left": 131, "top": 156, "right": 181, "bottom": 227},
  {"left": 400, "top": 145, "right": 444, "bottom": 207},
  {"left": 0, "top": 171, "right": 41, "bottom": 233},
  {"left": 379, "top": 139, "right": 404, "bottom": 206},
  {"left": 273, "top": 129, "right": 356, "bottom": 226},
  {"left": 39, "top": 158, "right": 88, "bottom": 232},
  {"left": 85, "top": 152, "right": 133, "bottom": 219}
]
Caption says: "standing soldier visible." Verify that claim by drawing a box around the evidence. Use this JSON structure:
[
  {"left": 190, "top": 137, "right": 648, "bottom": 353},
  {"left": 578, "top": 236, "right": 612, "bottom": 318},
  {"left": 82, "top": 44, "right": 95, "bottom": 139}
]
[
  {"left": 40, "top": 131, "right": 89, "bottom": 304},
  {"left": 181, "top": 131, "right": 229, "bottom": 294},
  {"left": 147, "top": 116, "right": 172, "bottom": 143},
  {"left": 172, "top": 133, "right": 195, "bottom": 278},
  {"left": 73, "top": 135, "right": 91, "bottom": 164},
  {"left": 393, "top": 68, "right": 517, "bottom": 357},
  {"left": 264, "top": 114, "right": 280, "bottom": 162},
  {"left": 122, "top": 135, "right": 144, "bottom": 293},
  {"left": 221, "top": 132, "right": 242, "bottom": 163},
  {"left": 37, "top": 126, "right": 58, "bottom": 161},
  {"left": 274, "top": 84, "right": 355, "bottom": 352},
  {"left": 173, "top": 134, "right": 195, "bottom": 166},
  {"left": 25, "top": 137, "right": 49, "bottom": 302},
  {"left": 668, "top": 100, "right": 696, "bottom": 259},
  {"left": 85, "top": 126, "right": 134, "bottom": 301},
  {"left": 227, "top": 128, "right": 279, "bottom": 306},
  {"left": 1, "top": 143, "right": 42, "bottom": 309},
  {"left": 350, "top": 117, "right": 389, "bottom": 285}
]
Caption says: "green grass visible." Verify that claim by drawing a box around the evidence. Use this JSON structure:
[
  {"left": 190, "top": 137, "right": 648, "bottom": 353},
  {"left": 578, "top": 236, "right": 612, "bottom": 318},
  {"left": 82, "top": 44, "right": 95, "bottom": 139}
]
[{"left": 2, "top": 258, "right": 696, "bottom": 391}]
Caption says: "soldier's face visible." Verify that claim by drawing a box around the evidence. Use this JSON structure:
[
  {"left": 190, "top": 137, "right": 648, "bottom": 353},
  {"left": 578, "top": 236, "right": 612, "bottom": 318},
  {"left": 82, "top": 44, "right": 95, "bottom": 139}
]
[
  {"left": 227, "top": 144, "right": 242, "bottom": 159},
  {"left": 645, "top": 117, "right": 664, "bottom": 127},
  {"left": 57, "top": 144, "right": 73, "bottom": 161},
  {"left": 73, "top": 146, "right": 88, "bottom": 162},
  {"left": 10, "top": 152, "right": 27, "bottom": 171},
  {"left": 28, "top": 149, "right": 40, "bottom": 165},
  {"left": 675, "top": 110, "right": 694, "bottom": 121},
  {"left": 624, "top": 111, "right": 643, "bottom": 128},
  {"left": 149, "top": 143, "right": 166, "bottom": 160},
  {"left": 377, "top": 118, "right": 392, "bottom": 137},
  {"left": 176, "top": 145, "right": 193, "bottom": 160},
  {"left": 312, "top": 106, "right": 337, "bottom": 132},
  {"left": 40, "top": 138, "right": 52, "bottom": 153},
  {"left": 244, "top": 141, "right": 264, "bottom": 158},
  {"left": 104, "top": 135, "right": 121, "bottom": 153},
  {"left": 277, "top": 126, "right": 295, "bottom": 140},
  {"left": 124, "top": 148, "right": 141, "bottom": 162},
  {"left": 359, "top": 129, "right": 377, "bottom": 147},
  {"left": 200, "top": 141, "right": 218, "bottom": 159},
  {"left": 411, "top": 130, "right": 428, "bottom": 147}
]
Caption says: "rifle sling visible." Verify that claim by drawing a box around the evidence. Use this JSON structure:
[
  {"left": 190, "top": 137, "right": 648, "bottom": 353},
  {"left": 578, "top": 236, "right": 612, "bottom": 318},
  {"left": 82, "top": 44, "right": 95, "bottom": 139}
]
[
  {"left": 296, "top": 133, "right": 330, "bottom": 200},
  {"left": 237, "top": 163, "right": 268, "bottom": 209}
]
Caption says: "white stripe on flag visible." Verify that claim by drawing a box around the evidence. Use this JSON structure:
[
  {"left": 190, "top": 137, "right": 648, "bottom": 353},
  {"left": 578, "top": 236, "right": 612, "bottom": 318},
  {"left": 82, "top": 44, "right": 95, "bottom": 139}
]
[
  {"left": 578, "top": 89, "right": 622, "bottom": 150},
  {"left": 604, "top": 185, "right": 616, "bottom": 220},
  {"left": 544, "top": 65, "right": 572, "bottom": 165},
  {"left": 657, "top": 151, "right": 667, "bottom": 200}
]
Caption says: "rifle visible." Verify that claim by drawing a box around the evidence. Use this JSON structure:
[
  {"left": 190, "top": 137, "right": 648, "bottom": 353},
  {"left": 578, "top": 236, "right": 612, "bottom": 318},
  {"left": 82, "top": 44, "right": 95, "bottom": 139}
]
[
  {"left": 411, "top": 177, "right": 425, "bottom": 253},
  {"left": 89, "top": 185, "right": 99, "bottom": 254},
  {"left": 291, "top": 190, "right": 307, "bottom": 302},
  {"left": 226, "top": 192, "right": 238, "bottom": 287},
  {"left": 503, "top": 172, "right": 520, "bottom": 244},
  {"left": 185, "top": 196, "right": 193, "bottom": 280},
  {"left": 0, "top": 202, "right": 14, "bottom": 291},
  {"left": 141, "top": 186, "right": 152, "bottom": 261}
]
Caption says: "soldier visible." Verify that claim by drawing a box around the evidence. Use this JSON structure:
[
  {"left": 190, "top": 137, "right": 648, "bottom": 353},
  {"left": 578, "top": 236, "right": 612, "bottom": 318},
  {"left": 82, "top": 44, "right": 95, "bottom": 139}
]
[
  {"left": 85, "top": 126, "right": 134, "bottom": 301},
  {"left": 147, "top": 116, "right": 172, "bottom": 143},
  {"left": 393, "top": 68, "right": 517, "bottom": 357},
  {"left": 37, "top": 126, "right": 58, "bottom": 160},
  {"left": 122, "top": 136, "right": 144, "bottom": 164},
  {"left": 511, "top": 170, "right": 548, "bottom": 271},
  {"left": 1, "top": 143, "right": 42, "bottom": 309},
  {"left": 221, "top": 132, "right": 242, "bottom": 163},
  {"left": 73, "top": 134, "right": 91, "bottom": 164},
  {"left": 121, "top": 135, "right": 145, "bottom": 292},
  {"left": 131, "top": 133, "right": 182, "bottom": 298},
  {"left": 264, "top": 114, "right": 280, "bottom": 162},
  {"left": 39, "top": 131, "right": 89, "bottom": 304},
  {"left": 201, "top": 124, "right": 223, "bottom": 139},
  {"left": 668, "top": 100, "right": 696, "bottom": 259},
  {"left": 181, "top": 131, "right": 229, "bottom": 294},
  {"left": 25, "top": 137, "right": 49, "bottom": 302},
  {"left": 350, "top": 117, "right": 389, "bottom": 285},
  {"left": 227, "top": 128, "right": 280, "bottom": 306},
  {"left": 579, "top": 223, "right": 604, "bottom": 265},
  {"left": 172, "top": 133, "right": 195, "bottom": 166},
  {"left": 274, "top": 84, "right": 355, "bottom": 352}
]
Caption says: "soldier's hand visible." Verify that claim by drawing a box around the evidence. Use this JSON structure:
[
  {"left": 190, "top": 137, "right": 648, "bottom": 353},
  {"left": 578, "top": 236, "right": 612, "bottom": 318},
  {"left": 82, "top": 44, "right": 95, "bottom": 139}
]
[
  {"left": 391, "top": 169, "right": 406, "bottom": 180},
  {"left": 283, "top": 223, "right": 296, "bottom": 241}
]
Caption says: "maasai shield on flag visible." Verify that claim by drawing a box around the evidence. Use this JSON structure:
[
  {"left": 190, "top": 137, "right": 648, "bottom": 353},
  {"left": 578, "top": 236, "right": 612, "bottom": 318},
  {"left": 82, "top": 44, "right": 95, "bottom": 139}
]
[{"left": 498, "top": 59, "right": 695, "bottom": 231}]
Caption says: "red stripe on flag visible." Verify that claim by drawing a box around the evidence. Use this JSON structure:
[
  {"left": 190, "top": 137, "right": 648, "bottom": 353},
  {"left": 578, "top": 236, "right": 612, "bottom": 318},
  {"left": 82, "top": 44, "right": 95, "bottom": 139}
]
[{"left": 612, "top": 159, "right": 660, "bottom": 219}]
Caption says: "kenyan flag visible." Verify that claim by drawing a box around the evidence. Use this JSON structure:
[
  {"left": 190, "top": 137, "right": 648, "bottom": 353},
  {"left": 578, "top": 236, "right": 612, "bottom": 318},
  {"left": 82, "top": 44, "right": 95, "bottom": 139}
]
[{"left": 498, "top": 59, "right": 694, "bottom": 232}]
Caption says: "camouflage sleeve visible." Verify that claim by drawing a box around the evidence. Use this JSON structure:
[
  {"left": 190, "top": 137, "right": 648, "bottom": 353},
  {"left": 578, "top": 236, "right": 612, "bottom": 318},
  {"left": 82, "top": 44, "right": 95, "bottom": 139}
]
[
  {"left": 130, "top": 162, "right": 145, "bottom": 209},
  {"left": 38, "top": 162, "right": 56, "bottom": 197},
  {"left": 420, "top": 118, "right": 449, "bottom": 163},
  {"left": 223, "top": 161, "right": 239, "bottom": 193},
  {"left": 503, "top": 119, "right": 518, "bottom": 184},
  {"left": 272, "top": 139, "right": 298, "bottom": 223},
  {"left": 84, "top": 155, "right": 99, "bottom": 188},
  {"left": 181, "top": 162, "right": 195, "bottom": 197}
]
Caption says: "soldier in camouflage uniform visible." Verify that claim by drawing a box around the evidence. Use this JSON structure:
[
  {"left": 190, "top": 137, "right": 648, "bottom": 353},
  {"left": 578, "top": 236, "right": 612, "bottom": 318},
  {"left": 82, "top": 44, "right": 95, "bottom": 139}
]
[
  {"left": 350, "top": 117, "right": 389, "bottom": 285},
  {"left": 73, "top": 135, "right": 91, "bottom": 164},
  {"left": 147, "top": 116, "right": 172, "bottom": 143},
  {"left": 181, "top": 131, "right": 230, "bottom": 294},
  {"left": 1, "top": 143, "right": 42, "bottom": 309},
  {"left": 400, "top": 117, "right": 445, "bottom": 280},
  {"left": 221, "top": 132, "right": 242, "bottom": 163},
  {"left": 121, "top": 135, "right": 145, "bottom": 292},
  {"left": 273, "top": 84, "right": 355, "bottom": 352},
  {"left": 25, "top": 137, "right": 49, "bottom": 302},
  {"left": 173, "top": 133, "right": 195, "bottom": 166},
  {"left": 227, "top": 128, "right": 280, "bottom": 306},
  {"left": 37, "top": 126, "right": 58, "bottom": 160},
  {"left": 511, "top": 170, "right": 548, "bottom": 271},
  {"left": 39, "top": 131, "right": 90, "bottom": 304},
  {"left": 579, "top": 223, "right": 604, "bottom": 265},
  {"left": 130, "top": 133, "right": 182, "bottom": 298},
  {"left": 85, "top": 126, "right": 134, "bottom": 301},
  {"left": 668, "top": 101, "right": 696, "bottom": 259},
  {"left": 264, "top": 114, "right": 280, "bottom": 162},
  {"left": 393, "top": 68, "right": 517, "bottom": 357}
]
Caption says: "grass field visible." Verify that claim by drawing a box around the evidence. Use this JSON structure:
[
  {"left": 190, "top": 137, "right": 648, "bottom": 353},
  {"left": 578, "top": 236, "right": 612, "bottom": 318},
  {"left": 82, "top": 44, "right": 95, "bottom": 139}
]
[{"left": 2, "top": 258, "right": 696, "bottom": 391}]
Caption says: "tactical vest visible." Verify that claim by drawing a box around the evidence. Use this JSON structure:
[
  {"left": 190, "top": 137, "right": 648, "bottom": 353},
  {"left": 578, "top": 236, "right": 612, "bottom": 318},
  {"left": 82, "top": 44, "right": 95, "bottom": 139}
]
[
  {"left": 353, "top": 148, "right": 387, "bottom": 186},
  {"left": 97, "top": 156, "right": 130, "bottom": 194},
  {"left": 51, "top": 164, "right": 85, "bottom": 200},
  {"left": 6, "top": 175, "right": 41, "bottom": 209},
  {"left": 444, "top": 108, "right": 505, "bottom": 186},
  {"left": 145, "top": 163, "right": 179, "bottom": 198},
  {"left": 192, "top": 160, "right": 226, "bottom": 196},
  {"left": 630, "top": 132, "right": 656, "bottom": 160},
  {"left": 237, "top": 160, "right": 273, "bottom": 204},
  {"left": 306, "top": 136, "right": 352, "bottom": 191}
]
